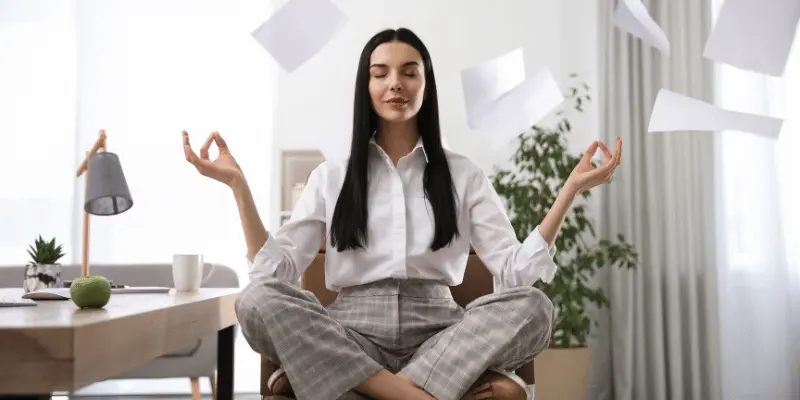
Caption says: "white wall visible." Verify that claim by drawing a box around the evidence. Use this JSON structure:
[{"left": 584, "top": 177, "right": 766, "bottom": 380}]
[
  {"left": 557, "top": 0, "right": 602, "bottom": 224},
  {"left": 559, "top": 0, "right": 601, "bottom": 154},
  {"left": 0, "top": 0, "right": 78, "bottom": 260},
  {"left": 266, "top": 0, "right": 606, "bottom": 228}
]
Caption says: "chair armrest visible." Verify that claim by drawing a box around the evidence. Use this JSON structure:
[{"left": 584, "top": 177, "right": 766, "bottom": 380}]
[
  {"left": 261, "top": 355, "right": 280, "bottom": 396},
  {"left": 516, "top": 361, "right": 535, "bottom": 385}
]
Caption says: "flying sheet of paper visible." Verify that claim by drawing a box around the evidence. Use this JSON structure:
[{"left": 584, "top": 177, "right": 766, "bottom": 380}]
[
  {"left": 461, "top": 49, "right": 564, "bottom": 149},
  {"left": 614, "top": 0, "right": 670, "bottom": 56},
  {"left": 478, "top": 68, "right": 565, "bottom": 149},
  {"left": 251, "top": 0, "right": 347, "bottom": 72},
  {"left": 648, "top": 89, "right": 784, "bottom": 139},
  {"left": 703, "top": 0, "right": 800, "bottom": 77},
  {"left": 461, "top": 48, "right": 526, "bottom": 130}
]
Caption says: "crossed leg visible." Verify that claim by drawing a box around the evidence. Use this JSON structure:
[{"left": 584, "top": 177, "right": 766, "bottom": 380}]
[
  {"left": 400, "top": 286, "right": 554, "bottom": 400},
  {"left": 235, "top": 277, "right": 435, "bottom": 400}
]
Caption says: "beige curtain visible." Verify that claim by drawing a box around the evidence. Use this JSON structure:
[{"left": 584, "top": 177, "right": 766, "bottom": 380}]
[{"left": 591, "top": 0, "right": 722, "bottom": 399}]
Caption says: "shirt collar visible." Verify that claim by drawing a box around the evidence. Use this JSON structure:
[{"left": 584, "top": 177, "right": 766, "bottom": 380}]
[
  {"left": 369, "top": 135, "right": 429, "bottom": 163},
  {"left": 412, "top": 137, "right": 429, "bottom": 163}
]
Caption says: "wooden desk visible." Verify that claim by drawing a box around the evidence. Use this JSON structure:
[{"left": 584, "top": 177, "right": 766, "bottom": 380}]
[{"left": 0, "top": 288, "right": 239, "bottom": 400}]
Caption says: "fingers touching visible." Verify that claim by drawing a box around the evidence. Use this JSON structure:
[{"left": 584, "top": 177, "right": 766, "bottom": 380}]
[
  {"left": 598, "top": 140, "right": 613, "bottom": 162},
  {"left": 194, "top": 131, "right": 229, "bottom": 161},
  {"left": 580, "top": 136, "right": 623, "bottom": 185},
  {"left": 599, "top": 136, "right": 622, "bottom": 182},
  {"left": 199, "top": 132, "right": 215, "bottom": 160},
  {"left": 182, "top": 130, "right": 214, "bottom": 174},
  {"left": 581, "top": 141, "right": 600, "bottom": 164},
  {"left": 213, "top": 131, "right": 228, "bottom": 150}
]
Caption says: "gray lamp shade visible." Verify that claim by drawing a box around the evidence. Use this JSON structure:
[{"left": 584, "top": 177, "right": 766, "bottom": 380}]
[{"left": 84, "top": 152, "right": 133, "bottom": 216}]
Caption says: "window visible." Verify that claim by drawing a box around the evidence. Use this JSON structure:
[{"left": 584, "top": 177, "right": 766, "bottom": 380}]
[
  {"left": 1, "top": 0, "right": 278, "bottom": 394},
  {"left": 713, "top": 0, "right": 800, "bottom": 273}
]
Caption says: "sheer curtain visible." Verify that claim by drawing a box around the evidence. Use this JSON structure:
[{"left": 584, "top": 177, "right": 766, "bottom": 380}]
[
  {"left": 1, "top": 0, "right": 277, "bottom": 395},
  {"left": 593, "top": 0, "right": 721, "bottom": 398},
  {"left": 0, "top": 0, "right": 78, "bottom": 266},
  {"left": 713, "top": 0, "right": 800, "bottom": 398}
]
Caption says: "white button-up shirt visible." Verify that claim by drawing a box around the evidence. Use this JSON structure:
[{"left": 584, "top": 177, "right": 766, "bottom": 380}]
[{"left": 248, "top": 139, "right": 557, "bottom": 292}]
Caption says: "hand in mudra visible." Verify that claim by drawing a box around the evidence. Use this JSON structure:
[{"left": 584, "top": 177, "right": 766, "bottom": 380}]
[
  {"left": 566, "top": 136, "right": 623, "bottom": 194},
  {"left": 183, "top": 130, "right": 243, "bottom": 187}
]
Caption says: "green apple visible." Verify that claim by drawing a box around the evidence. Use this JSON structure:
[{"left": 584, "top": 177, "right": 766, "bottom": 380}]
[{"left": 70, "top": 276, "right": 112, "bottom": 308}]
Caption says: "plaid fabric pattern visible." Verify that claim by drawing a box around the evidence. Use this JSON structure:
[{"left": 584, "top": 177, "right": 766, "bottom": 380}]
[
  {"left": 235, "top": 277, "right": 553, "bottom": 400},
  {"left": 401, "top": 285, "right": 554, "bottom": 400}
]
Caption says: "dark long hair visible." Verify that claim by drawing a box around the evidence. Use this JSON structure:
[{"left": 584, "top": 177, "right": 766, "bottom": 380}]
[{"left": 329, "top": 27, "right": 460, "bottom": 252}]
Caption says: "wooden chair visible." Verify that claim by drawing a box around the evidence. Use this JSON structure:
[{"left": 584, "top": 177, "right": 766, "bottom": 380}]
[{"left": 259, "top": 249, "right": 536, "bottom": 399}]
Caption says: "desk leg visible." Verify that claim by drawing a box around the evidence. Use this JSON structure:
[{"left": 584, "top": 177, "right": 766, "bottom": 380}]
[{"left": 217, "top": 325, "right": 235, "bottom": 400}]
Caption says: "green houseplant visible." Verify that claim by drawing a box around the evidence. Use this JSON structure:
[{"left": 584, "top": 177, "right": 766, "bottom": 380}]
[
  {"left": 491, "top": 75, "right": 640, "bottom": 348},
  {"left": 23, "top": 235, "right": 66, "bottom": 293}
]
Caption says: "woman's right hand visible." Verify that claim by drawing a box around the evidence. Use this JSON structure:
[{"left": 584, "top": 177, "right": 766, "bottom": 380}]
[{"left": 183, "top": 130, "right": 243, "bottom": 187}]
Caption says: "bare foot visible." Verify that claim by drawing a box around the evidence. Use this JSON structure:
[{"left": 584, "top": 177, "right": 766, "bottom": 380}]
[
  {"left": 462, "top": 370, "right": 527, "bottom": 400},
  {"left": 357, "top": 369, "right": 434, "bottom": 400}
]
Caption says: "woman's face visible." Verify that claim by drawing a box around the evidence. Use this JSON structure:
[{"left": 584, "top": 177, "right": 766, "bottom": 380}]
[{"left": 368, "top": 41, "right": 426, "bottom": 123}]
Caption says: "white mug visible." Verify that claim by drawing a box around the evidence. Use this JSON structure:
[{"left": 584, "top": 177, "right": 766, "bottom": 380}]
[{"left": 172, "top": 254, "right": 215, "bottom": 292}]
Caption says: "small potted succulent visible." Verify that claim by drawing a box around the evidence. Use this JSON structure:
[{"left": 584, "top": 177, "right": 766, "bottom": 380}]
[{"left": 23, "top": 235, "right": 66, "bottom": 293}]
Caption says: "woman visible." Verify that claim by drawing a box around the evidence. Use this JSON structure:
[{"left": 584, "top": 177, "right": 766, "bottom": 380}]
[{"left": 183, "top": 28, "right": 621, "bottom": 400}]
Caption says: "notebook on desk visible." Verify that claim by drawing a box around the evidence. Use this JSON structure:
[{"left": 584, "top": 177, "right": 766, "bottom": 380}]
[{"left": 22, "top": 286, "right": 171, "bottom": 300}]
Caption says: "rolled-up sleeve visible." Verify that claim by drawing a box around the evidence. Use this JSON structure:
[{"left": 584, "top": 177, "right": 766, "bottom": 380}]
[
  {"left": 466, "top": 165, "right": 558, "bottom": 291},
  {"left": 246, "top": 165, "right": 326, "bottom": 284}
]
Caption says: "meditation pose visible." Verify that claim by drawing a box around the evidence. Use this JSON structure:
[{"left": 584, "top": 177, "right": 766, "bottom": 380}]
[{"left": 183, "top": 27, "right": 622, "bottom": 400}]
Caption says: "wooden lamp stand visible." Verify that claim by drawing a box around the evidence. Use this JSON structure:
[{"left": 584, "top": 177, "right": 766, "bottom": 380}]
[{"left": 75, "top": 129, "right": 108, "bottom": 279}]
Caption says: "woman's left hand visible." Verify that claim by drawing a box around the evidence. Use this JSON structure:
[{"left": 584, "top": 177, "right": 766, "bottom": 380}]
[{"left": 565, "top": 136, "right": 623, "bottom": 195}]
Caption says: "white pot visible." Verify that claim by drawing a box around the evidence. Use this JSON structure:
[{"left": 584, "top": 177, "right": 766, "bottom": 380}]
[{"left": 23, "top": 263, "right": 62, "bottom": 293}]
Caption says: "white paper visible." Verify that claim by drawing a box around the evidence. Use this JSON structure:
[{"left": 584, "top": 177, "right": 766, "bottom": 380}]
[
  {"left": 477, "top": 68, "right": 565, "bottom": 149},
  {"left": 461, "top": 48, "right": 527, "bottom": 130},
  {"left": 648, "top": 89, "right": 784, "bottom": 139},
  {"left": 614, "top": 0, "right": 671, "bottom": 56},
  {"left": 704, "top": 0, "right": 800, "bottom": 77},
  {"left": 251, "top": 0, "right": 347, "bottom": 72},
  {"left": 461, "top": 49, "right": 564, "bottom": 149}
]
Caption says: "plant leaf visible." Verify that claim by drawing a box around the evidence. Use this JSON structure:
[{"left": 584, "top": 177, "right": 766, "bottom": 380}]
[{"left": 489, "top": 75, "right": 640, "bottom": 348}]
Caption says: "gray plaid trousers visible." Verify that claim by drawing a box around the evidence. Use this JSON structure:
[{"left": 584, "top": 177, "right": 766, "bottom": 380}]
[{"left": 235, "top": 277, "right": 553, "bottom": 400}]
